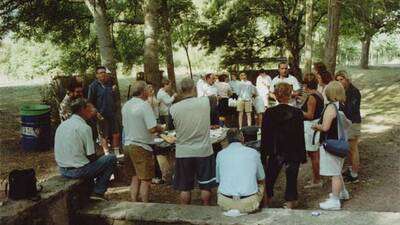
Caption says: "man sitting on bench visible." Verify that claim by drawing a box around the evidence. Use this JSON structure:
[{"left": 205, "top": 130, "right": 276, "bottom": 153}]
[
  {"left": 54, "top": 98, "right": 117, "bottom": 200},
  {"left": 216, "top": 128, "right": 265, "bottom": 213}
]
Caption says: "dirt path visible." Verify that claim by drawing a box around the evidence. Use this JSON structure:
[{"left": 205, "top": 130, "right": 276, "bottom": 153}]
[{"left": 1, "top": 67, "right": 399, "bottom": 211}]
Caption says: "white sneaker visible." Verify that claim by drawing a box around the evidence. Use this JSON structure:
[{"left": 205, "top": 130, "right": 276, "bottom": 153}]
[
  {"left": 329, "top": 190, "right": 350, "bottom": 200},
  {"left": 320, "top": 196, "right": 341, "bottom": 210}
]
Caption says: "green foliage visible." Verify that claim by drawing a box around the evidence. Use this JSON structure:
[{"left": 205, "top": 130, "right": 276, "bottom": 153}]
[
  {"left": 341, "top": 0, "right": 400, "bottom": 39},
  {"left": 0, "top": 37, "right": 62, "bottom": 79}
]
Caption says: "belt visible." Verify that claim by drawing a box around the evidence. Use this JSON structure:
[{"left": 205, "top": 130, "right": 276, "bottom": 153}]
[
  {"left": 221, "top": 193, "right": 254, "bottom": 200},
  {"left": 61, "top": 167, "right": 78, "bottom": 170}
]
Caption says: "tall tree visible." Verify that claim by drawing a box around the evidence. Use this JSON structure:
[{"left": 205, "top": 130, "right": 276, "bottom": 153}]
[
  {"left": 143, "top": 0, "right": 161, "bottom": 89},
  {"left": 324, "top": 0, "right": 341, "bottom": 75},
  {"left": 342, "top": 0, "right": 400, "bottom": 69},
  {"left": 304, "top": 0, "right": 314, "bottom": 74},
  {"left": 161, "top": 0, "right": 176, "bottom": 90}
]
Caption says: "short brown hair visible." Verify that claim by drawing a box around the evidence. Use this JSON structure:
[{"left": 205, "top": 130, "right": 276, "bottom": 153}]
[
  {"left": 303, "top": 73, "right": 318, "bottom": 90},
  {"left": 161, "top": 79, "right": 171, "bottom": 87},
  {"left": 274, "top": 82, "right": 292, "bottom": 103},
  {"left": 325, "top": 81, "right": 346, "bottom": 103}
]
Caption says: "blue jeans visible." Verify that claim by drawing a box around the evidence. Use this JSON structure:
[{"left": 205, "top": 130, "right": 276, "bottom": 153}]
[{"left": 59, "top": 154, "right": 117, "bottom": 195}]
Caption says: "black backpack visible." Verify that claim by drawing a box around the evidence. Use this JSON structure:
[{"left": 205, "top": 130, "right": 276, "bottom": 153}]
[{"left": 5, "top": 169, "right": 42, "bottom": 201}]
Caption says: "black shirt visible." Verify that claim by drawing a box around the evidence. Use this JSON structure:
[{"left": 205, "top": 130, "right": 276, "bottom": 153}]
[{"left": 301, "top": 93, "right": 324, "bottom": 120}]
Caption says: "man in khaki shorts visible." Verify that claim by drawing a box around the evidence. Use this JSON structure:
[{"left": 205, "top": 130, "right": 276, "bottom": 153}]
[
  {"left": 237, "top": 73, "right": 256, "bottom": 129},
  {"left": 122, "top": 81, "right": 164, "bottom": 202}
]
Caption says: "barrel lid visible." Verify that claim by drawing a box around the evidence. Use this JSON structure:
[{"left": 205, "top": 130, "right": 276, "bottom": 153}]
[{"left": 20, "top": 104, "right": 50, "bottom": 116}]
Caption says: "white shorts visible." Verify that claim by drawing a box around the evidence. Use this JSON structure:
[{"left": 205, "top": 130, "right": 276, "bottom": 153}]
[
  {"left": 304, "top": 120, "right": 320, "bottom": 152},
  {"left": 319, "top": 145, "right": 345, "bottom": 176}
]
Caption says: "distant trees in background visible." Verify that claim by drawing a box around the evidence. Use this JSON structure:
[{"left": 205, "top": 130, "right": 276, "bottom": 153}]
[{"left": 0, "top": 0, "right": 399, "bottom": 81}]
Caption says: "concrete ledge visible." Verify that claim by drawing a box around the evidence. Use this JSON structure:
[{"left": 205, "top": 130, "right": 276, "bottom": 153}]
[
  {"left": 77, "top": 201, "right": 400, "bottom": 225},
  {"left": 0, "top": 176, "right": 90, "bottom": 225}
]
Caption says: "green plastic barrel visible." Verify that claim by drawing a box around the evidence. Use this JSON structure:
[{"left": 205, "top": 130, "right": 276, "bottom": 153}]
[{"left": 20, "top": 104, "right": 51, "bottom": 151}]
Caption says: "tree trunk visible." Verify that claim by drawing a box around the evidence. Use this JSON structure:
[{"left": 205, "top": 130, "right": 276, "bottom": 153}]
[
  {"left": 183, "top": 45, "right": 193, "bottom": 79},
  {"left": 288, "top": 48, "right": 302, "bottom": 82},
  {"left": 143, "top": 0, "right": 161, "bottom": 89},
  {"left": 161, "top": 0, "right": 176, "bottom": 90},
  {"left": 84, "top": 0, "right": 122, "bottom": 121},
  {"left": 304, "top": 0, "right": 314, "bottom": 74},
  {"left": 360, "top": 34, "right": 371, "bottom": 69},
  {"left": 324, "top": 0, "right": 341, "bottom": 75}
]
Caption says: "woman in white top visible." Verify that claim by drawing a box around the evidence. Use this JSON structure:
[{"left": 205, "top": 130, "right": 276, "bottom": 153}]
[
  {"left": 314, "top": 62, "right": 333, "bottom": 105},
  {"left": 157, "top": 79, "right": 176, "bottom": 129},
  {"left": 312, "top": 81, "right": 351, "bottom": 211},
  {"left": 256, "top": 70, "right": 272, "bottom": 108}
]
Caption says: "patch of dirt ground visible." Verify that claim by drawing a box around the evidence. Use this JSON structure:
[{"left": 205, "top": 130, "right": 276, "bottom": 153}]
[{"left": 0, "top": 67, "right": 399, "bottom": 211}]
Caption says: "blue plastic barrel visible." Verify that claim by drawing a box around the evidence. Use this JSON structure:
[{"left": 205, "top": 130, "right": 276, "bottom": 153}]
[{"left": 20, "top": 104, "right": 51, "bottom": 151}]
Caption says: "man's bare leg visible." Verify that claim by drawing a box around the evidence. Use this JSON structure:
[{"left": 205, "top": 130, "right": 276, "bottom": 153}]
[
  {"left": 139, "top": 180, "right": 151, "bottom": 202},
  {"left": 130, "top": 176, "right": 140, "bottom": 202},
  {"left": 238, "top": 112, "right": 243, "bottom": 129},
  {"left": 112, "top": 133, "right": 121, "bottom": 155},
  {"left": 246, "top": 112, "right": 252, "bottom": 126},
  {"left": 200, "top": 189, "right": 211, "bottom": 206},
  {"left": 180, "top": 191, "right": 191, "bottom": 204}
]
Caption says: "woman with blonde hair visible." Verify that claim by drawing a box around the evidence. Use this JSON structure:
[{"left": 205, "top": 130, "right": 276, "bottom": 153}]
[
  {"left": 261, "top": 82, "right": 306, "bottom": 209},
  {"left": 312, "top": 81, "right": 351, "bottom": 210},
  {"left": 302, "top": 73, "right": 324, "bottom": 189}
]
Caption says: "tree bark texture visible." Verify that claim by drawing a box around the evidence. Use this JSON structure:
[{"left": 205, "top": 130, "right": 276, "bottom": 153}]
[
  {"left": 183, "top": 45, "right": 193, "bottom": 79},
  {"left": 360, "top": 34, "right": 371, "bottom": 69},
  {"left": 304, "top": 0, "right": 314, "bottom": 74},
  {"left": 84, "top": 0, "right": 122, "bottom": 122},
  {"left": 161, "top": 0, "right": 176, "bottom": 90},
  {"left": 143, "top": 0, "right": 161, "bottom": 90},
  {"left": 324, "top": 0, "right": 341, "bottom": 75}
]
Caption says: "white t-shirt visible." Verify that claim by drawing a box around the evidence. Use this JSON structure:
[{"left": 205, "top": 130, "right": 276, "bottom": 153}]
[
  {"left": 170, "top": 97, "right": 213, "bottom": 158},
  {"left": 196, "top": 79, "right": 207, "bottom": 97},
  {"left": 54, "top": 115, "right": 95, "bottom": 168},
  {"left": 204, "top": 83, "right": 218, "bottom": 97},
  {"left": 256, "top": 75, "right": 272, "bottom": 106},
  {"left": 215, "top": 82, "right": 232, "bottom": 98},
  {"left": 270, "top": 75, "right": 301, "bottom": 93},
  {"left": 157, "top": 88, "right": 175, "bottom": 116},
  {"left": 253, "top": 95, "right": 265, "bottom": 114},
  {"left": 122, "top": 97, "right": 157, "bottom": 151}
]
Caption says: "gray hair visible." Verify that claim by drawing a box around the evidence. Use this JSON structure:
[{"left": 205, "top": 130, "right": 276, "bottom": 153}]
[
  {"left": 226, "top": 128, "right": 244, "bottom": 143},
  {"left": 71, "top": 98, "right": 89, "bottom": 114},
  {"left": 131, "top": 80, "right": 147, "bottom": 97},
  {"left": 180, "top": 77, "right": 195, "bottom": 93}
]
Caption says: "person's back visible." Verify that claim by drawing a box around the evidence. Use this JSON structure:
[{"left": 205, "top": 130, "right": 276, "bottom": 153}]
[
  {"left": 217, "top": 143, "right": 263, "bottom": 196},
  {"left": 122, "top": 97, "right": 156, "bottom": 147},
  {"left": 216, "top": 128, "right": 265, "bottom": 213},
  {"left": 55, "top": 114, "right": 94, "bottom": 168},
  {"left": 170, "top": 97, "right": 213, "bottom": 158},
  {"left": 262, "top": 104, "right": 306, "bottom": 162}
]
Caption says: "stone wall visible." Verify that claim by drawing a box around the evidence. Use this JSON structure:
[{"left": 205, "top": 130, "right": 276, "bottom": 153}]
[
  {"left": 77, "top": 201, "right": 400, "bottom": 225},
  {"left": 0, "top": 176, "right": 91, "bottom": 225}
]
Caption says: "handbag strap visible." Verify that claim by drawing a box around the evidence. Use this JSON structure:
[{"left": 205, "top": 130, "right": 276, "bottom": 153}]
[
  {"left": 330, "top": 103, "right": 346, "bottom": 141},
  {"left": 312, "top": 102, "right": 345, "bottom": 143}
]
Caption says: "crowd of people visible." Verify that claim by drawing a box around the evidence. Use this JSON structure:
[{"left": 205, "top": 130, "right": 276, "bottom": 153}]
[{"left": 54, "top": 61, "right": 362, "bottom": 213}]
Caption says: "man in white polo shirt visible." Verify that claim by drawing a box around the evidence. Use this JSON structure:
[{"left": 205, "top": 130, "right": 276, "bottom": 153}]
[
  {"left": 270, "top": 62, "right": 301, "bottom": 104},
  {"left": 170, "top": 77, "right": 217, "bottom": 205},
  {"left": 216, "top": 128, "right": 265, "bottom": 213},
  {"left": 55, "top": 98, "right": 117, "bottom": 200},
  {"left": 122, "top": 81, "right": 164, "bottom": 202}
]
